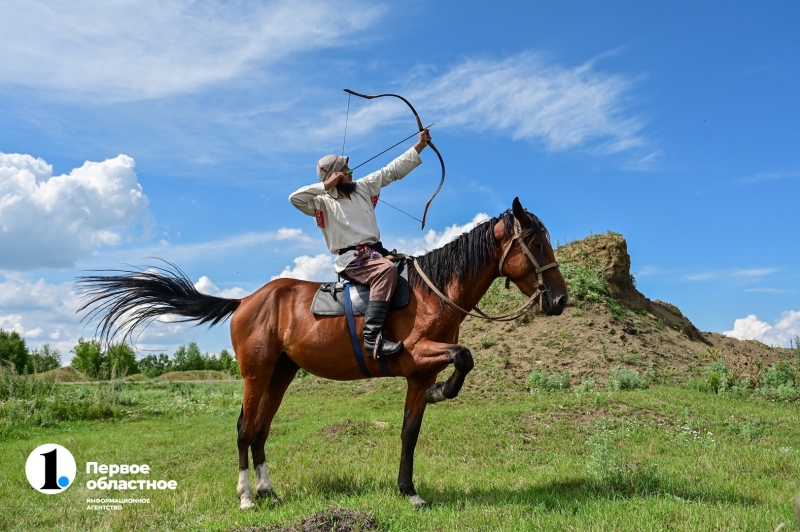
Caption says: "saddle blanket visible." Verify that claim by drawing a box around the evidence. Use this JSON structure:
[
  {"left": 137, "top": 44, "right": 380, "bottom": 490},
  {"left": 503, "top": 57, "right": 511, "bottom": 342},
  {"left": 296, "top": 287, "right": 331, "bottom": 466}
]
[{"left": 310, "top": 258, "right": 409, "bottom": 316}]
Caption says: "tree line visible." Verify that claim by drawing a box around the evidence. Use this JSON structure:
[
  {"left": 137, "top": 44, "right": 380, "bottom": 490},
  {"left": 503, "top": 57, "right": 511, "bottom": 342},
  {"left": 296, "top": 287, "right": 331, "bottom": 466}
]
[{"left": 0, "top": 329, "right": 240, "bottom": 379}]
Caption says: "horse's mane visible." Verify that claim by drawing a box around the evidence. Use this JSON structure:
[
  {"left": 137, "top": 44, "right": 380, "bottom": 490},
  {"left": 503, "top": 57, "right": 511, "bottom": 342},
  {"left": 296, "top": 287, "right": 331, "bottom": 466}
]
[{"left": 409, "top": 209, "right": 548, "bottom": 294}]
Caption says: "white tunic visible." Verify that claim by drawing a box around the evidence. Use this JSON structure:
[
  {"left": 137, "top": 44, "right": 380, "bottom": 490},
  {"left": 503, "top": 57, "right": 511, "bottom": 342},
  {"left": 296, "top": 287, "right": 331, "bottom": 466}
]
[{"left": 289, "top": 147, "right": 422, "bottom": 272}]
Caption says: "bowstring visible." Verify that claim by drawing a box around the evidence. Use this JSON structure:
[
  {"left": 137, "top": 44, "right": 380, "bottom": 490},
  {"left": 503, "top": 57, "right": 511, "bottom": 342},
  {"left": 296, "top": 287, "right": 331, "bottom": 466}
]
[{"left": 340, "top": 91, "right": 421, "bottom": 224}]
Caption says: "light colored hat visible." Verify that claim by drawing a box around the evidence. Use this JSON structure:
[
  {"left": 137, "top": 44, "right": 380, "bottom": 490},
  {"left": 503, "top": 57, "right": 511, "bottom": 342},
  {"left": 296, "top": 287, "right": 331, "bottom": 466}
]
[{"left": 316, "top": 154, "right": 349, "bottom": 181}]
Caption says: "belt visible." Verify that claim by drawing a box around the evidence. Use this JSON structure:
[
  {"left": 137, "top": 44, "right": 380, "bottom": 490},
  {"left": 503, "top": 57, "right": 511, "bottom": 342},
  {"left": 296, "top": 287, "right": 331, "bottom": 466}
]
[{"left": 338, "top": 241, "right": 388, "bottom": 256}]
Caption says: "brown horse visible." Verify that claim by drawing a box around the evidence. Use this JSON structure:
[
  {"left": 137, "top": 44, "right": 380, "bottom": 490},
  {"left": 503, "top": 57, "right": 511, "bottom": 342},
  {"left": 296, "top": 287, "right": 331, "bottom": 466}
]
[{"left": 78, "top": 197, "right": 568, "bottom": 509}]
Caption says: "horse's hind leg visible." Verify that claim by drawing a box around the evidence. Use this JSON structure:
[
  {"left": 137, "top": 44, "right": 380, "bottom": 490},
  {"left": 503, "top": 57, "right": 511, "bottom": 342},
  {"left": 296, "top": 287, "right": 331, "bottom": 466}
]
[
  {"left": 237, "top": 373, "right": 270, "bottom": 509},
  {"left": 251, "top": 353, "right": 298, "bottom": 501},
  {"left": 236, "top": 342, "right": 279, "bottom": 510},
  {"left": 398, "top": 375, "right": 436, "bottom": 507}
]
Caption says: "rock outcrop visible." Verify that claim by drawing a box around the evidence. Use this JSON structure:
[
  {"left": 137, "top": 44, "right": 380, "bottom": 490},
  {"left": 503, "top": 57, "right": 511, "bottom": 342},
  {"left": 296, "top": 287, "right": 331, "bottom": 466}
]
[{"left": 556, "top": 232, "right": 706, "bottom": 343}]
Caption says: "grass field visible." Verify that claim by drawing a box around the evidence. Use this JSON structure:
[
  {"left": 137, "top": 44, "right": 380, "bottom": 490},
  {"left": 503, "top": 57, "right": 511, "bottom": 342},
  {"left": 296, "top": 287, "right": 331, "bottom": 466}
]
[{"left": 1, "top": 374, "right": 799, "bottom": 531}]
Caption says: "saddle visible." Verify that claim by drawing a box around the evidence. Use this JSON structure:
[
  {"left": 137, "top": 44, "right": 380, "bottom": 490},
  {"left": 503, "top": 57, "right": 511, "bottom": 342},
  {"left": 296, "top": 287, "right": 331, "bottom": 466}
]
[{"left": 310, "top": 258, "right": 410, "bottom": 316}]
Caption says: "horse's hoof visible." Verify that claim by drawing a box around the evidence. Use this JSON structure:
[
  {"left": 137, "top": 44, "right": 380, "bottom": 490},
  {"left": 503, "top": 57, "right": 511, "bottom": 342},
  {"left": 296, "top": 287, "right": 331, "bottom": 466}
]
[
  {"left": 408, "top": 494, "right": 428, "bottom": 508},
  {"left": 425, "top": 382, "right": 446, "bottom": 404},
  {"left": 239, "top": 497, "right": 256, "bottom": 510}
]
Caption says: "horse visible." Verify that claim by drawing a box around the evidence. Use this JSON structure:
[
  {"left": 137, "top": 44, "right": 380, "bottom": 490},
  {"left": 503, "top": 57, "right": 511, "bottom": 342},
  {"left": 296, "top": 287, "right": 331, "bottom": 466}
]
[{"left": 77, "top": 197, "right": 568, "bottom": 510}]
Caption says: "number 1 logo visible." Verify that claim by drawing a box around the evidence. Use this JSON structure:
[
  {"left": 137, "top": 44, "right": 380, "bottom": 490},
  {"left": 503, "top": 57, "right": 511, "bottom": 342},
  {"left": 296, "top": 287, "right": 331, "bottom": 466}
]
[{"left": 25, "top": 444, "right": 77, "bottom": 494}]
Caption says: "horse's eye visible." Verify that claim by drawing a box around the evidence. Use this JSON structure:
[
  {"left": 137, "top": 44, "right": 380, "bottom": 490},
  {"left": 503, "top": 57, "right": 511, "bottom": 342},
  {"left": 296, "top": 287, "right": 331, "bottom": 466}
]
[{"left": 534, "top": 242, "right": 544, "bottom": 252}]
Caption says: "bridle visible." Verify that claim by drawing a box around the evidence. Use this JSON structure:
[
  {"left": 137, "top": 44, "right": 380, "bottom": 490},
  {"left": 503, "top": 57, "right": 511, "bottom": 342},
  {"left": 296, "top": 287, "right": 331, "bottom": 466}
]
[{"left": 412, "top": 218, "right": 559, "bottom": 321}]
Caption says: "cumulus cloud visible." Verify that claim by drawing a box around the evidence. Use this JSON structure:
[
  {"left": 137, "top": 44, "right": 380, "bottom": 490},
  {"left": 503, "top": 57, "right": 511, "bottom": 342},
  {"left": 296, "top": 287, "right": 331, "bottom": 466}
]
[
  {"left": 723, "top": 311, "right": 800, "bottom": 347},
  {"left": 0, "top": 273, "right": 236, "bottom": 364},
  {"left": 0, "top": 275, "right": 82, "bottom": 357},
  {"left": 399, "top": 213, "right": 490, "bottom": 256},
  {"left": 315, "top": 52, "right": 646, "bottom": 157},
  {"left": 272, "top": 254, "right": 334, "bottom": 281},
  {"left": 0, "top": 152, "right": 150, "bottom": 271},
  {"left": 194, "top": 276, "right": 250, "bottom": 299},
  {"left": 0, "top": 0, "right": 383, "bottom": 100}
]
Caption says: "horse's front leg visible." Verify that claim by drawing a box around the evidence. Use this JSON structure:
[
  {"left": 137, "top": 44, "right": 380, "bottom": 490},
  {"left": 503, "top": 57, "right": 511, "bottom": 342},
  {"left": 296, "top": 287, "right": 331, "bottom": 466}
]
[
  {"left": 396, "top": 340, "right": 474, "bottom": 506},
  {"left": 411, "top": 338, "right": 475, "bottom": 404}
]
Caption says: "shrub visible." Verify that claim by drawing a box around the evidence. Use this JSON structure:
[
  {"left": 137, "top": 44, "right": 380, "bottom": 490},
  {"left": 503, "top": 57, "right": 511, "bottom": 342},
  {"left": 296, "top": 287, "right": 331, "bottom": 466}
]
[
  {"left": 585, "top": 420, "right": 659, "bottom": 492},
  {"left": 751, "top": 362, "right": 797, "bottom": 401},
  {"left": 480, "top": 335, "right": 497, "bottom": 349},
  {"left": 558, "top": 259, "right": 608, "bottom": 305},
  {"left": 574, "top": 376, "right": 596, "bottom": 393},
  {"left": 526, "top": 369, "right": 570, "bottom": 393},
  {"left": 700, "top": 360, "right": 734, "bottom": 394},
  {"left": 607, "top": 366, "right": 648, "bottom": 390}
]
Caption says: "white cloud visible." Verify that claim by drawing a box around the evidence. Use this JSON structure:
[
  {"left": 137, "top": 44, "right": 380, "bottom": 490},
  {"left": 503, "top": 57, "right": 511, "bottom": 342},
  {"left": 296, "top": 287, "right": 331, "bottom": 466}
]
[
  {"left": 744, "top": 288, "right": 795, "bottom": 294},
  {"left": 400, "top": 213, "right": 490, "bottom": 256},
  {"left": 0, "top": 151, "right": 150, "bottom": 271},
  {"left": 0, "top": 275, "right": 81, "bottom": 358},
  {"left": 0, "top": 314, "right": 43, "bottom": 339},
  {"left": 194, "top": 276, "right": 250, "bottom": 299},
  {"left": 318, "top": 52, "right": 647, "bottom": 157},
  {"left": 739, "top": 170, "right": 800, "bottom": 183},
  {"left": 684, "top": 267, "right": 779, "bottom": 282},
  {"left": 272, "top": 254, "right": 333, "bottom": 281},
  {"left": 723, "top": 311, "right": 800, "bottom": 348},
  {"left": 0, "top": 0, "right": 383, "bottom": 100},
  {"left": 102, "top": 227, "right": 316, "bottom": 265}
]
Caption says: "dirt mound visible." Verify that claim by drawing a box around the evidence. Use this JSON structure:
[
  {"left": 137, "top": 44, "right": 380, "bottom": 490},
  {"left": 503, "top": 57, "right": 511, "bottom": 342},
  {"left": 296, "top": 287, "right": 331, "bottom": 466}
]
[
  {"left": 458, "top": 232, "right": 796, "bottom": 390},
  {"left": 557, "top": 232, "right": 704, "bottom": 341},
  {"left": 233, "top": 508, "right": 378, "bottom": 532},
  {"left": 556, "top": 232, "right": 644, "bottom": 305},
  {"left": 36, "top": 366, "right": 90, "bottom": 382},
  {"left": 158, "top": 370, "right": 232, "bottom": 381}
]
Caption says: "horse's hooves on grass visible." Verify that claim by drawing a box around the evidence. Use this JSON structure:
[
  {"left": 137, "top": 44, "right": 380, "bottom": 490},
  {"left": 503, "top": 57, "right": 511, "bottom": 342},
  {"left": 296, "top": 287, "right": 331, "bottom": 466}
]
[
  {"left": 408, "top": 494, "right": 428, "bottom": 508},
  {"left": 239, "top": 497, "right": 256, "bottom": 510}
]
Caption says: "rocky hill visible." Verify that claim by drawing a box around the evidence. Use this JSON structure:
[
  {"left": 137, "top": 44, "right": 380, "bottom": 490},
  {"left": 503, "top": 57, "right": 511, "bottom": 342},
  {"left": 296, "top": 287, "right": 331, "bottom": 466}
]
[{"left": 458, "top": 232, "right": 795, "bottom": 390}]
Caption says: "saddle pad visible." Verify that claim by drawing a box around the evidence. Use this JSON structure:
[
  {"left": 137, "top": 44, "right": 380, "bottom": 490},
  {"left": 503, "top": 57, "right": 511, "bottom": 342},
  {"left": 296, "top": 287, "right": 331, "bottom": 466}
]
[{"left": 310, "top": 258, "right": 409, "bottom": 316}]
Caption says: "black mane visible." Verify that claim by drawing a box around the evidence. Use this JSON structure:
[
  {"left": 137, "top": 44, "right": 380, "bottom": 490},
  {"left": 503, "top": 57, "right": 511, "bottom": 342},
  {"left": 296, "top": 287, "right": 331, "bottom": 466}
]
[{"left": 409, "top": 209, "right": 547, "bottom": 294}]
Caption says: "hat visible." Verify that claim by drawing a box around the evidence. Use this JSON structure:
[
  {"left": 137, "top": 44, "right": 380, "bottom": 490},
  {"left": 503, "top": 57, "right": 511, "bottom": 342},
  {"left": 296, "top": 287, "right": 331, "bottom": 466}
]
[{"left": 316, "top": 155, "right": 349, "bottom": 181}]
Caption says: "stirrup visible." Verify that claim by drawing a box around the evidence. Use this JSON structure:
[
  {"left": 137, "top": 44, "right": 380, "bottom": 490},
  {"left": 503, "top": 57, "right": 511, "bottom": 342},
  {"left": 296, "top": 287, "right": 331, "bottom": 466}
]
[{"left": 365, "top": 333, "right": 403, "bottom": 359}]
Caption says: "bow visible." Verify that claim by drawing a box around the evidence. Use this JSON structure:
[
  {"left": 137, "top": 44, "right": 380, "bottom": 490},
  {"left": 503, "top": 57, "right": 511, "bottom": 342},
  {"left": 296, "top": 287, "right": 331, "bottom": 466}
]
[{"left": 343, "top": 89, "right": 445, "bottom": 230}]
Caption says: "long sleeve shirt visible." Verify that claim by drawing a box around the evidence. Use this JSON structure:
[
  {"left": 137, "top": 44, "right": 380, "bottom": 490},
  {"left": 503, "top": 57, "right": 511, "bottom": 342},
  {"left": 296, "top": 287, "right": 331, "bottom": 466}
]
[{"left": 289, "top": 147, "right": 422, "bottom": 272}]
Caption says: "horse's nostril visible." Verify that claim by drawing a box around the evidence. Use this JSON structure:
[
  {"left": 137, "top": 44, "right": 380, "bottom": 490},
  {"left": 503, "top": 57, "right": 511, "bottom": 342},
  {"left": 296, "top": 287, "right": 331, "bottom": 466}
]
[{"left": 553, "top": 295, "right": 568, "bottom": 311}]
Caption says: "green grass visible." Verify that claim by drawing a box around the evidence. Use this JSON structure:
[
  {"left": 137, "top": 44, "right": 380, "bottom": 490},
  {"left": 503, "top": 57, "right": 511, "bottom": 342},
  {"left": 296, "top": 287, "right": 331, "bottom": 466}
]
[{"left": 1, "top": 377, "right": 799, "bottom": 531}]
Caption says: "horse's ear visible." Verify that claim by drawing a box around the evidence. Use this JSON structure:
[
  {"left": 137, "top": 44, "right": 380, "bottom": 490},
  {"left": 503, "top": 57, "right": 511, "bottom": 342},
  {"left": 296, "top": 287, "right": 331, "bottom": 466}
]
[{"left": 511, "top": 197, "right": 531, "bottom": 227}]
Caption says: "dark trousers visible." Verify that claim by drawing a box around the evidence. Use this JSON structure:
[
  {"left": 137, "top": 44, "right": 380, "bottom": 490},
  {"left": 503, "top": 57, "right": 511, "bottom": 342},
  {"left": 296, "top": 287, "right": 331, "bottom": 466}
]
[{"left": 342, "top": 256, "right": 397, "bottom": 302}]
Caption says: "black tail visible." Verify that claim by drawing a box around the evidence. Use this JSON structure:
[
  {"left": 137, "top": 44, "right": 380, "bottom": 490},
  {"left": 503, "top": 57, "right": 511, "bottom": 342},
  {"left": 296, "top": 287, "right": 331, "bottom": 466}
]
[{"left": 76, "top": 260, "right": 241, "bottom": 345}]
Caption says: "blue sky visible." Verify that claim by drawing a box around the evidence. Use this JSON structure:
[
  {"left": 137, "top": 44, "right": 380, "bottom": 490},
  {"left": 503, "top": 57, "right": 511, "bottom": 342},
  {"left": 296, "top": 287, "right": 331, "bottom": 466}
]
[{"left": 1, "top": 1, "right": 798, "bottom": 363}]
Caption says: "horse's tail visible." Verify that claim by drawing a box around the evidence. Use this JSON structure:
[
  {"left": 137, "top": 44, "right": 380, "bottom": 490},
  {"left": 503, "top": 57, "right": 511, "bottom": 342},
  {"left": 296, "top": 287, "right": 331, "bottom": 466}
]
[{"left": 76, "top": 260, "right": 241, "bottom": 345}]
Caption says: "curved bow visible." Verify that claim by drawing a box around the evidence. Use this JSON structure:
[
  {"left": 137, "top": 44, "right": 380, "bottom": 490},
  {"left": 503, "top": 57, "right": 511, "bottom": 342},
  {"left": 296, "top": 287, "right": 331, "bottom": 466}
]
[{"left": 344, "top": 89, "right": 445, "bottom": 230}]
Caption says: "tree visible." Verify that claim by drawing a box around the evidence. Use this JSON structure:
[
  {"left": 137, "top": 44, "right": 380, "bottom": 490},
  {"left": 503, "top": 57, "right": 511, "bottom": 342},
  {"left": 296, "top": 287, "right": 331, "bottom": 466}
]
[
  {"left": 138, "top": 353, "right": 172, "bottom": 378},
  {"left": 0, "top": 329, "right": 29, "bottom": 374},
  {"left": 185, "top": 342, "right": 206, "bottom": 371},
  {"left": 29, "top": 343, "right": 61, "bottom": 373},
  {"left": 71, "top": 338, "right": 106, "bottom": 379},
  {"left": 219, "top": 349, "right": 240, "bottom": 378},
  {"left": 105, "top": 343, "right": 139, "bottom": 377},
  {"left": 172, "top": 345, "right": 188, "bottom": 371}
]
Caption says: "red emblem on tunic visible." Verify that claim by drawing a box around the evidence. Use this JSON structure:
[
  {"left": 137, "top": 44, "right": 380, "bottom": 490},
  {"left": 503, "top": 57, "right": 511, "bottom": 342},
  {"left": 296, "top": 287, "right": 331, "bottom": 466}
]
[
  {"left": 371, "top": 194, "right": 379, "bottom": 208},
  {"left": 314, "top": 209, "right": 325, "bottom": 228}
]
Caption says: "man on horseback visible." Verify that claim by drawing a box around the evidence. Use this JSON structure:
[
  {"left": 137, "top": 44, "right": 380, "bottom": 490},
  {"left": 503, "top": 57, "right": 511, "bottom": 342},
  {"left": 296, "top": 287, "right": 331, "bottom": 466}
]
[{"left": 289, "top": 129, "right": 432, "bottom": 358}]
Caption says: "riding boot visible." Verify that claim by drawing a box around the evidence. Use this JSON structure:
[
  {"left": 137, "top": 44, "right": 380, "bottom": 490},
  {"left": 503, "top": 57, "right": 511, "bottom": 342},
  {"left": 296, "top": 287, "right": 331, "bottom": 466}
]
[{"left": 363, "top": 300, "right": 404, "bottom": 357}]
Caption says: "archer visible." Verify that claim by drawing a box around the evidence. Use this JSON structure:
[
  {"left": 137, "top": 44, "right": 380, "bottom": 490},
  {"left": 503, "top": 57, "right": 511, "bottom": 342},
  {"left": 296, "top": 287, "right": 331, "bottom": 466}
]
[{"left": 288, "top": 128, "right": 433, "bottom": 358}]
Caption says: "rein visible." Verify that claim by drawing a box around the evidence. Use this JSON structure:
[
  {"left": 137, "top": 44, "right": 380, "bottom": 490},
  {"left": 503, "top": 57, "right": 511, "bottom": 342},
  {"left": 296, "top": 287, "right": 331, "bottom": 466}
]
[{"left": 411, "top": 220, "right": 559, "bottom": 321}]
